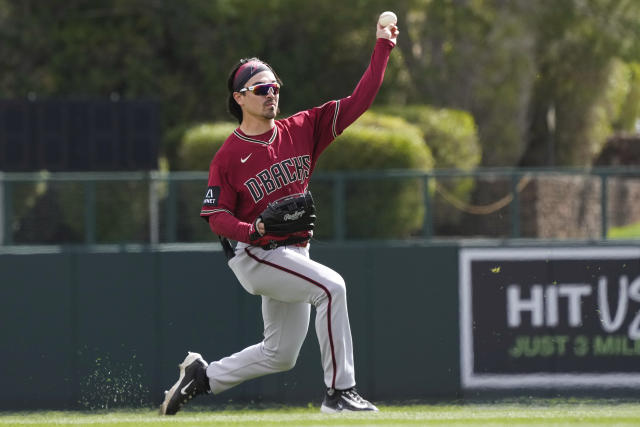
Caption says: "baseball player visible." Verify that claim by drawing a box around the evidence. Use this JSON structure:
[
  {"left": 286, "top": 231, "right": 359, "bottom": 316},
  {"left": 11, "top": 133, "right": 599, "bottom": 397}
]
[{"left": 161, "top": 17, "right": 398, "bottom": 415}]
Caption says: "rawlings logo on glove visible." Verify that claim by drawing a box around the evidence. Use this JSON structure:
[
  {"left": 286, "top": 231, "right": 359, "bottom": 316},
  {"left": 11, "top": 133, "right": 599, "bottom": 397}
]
[
  {"left": 283, "top": 210, "right": 306, "bottom": 221},
  {"left": 250, "top": 192, "right": 316, "bottom": 243}
]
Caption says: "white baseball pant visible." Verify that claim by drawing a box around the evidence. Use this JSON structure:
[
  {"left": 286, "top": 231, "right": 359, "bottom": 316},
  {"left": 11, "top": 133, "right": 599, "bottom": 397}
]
[{"left": 206, "top": 242, "right": 356, "bottom": 393}]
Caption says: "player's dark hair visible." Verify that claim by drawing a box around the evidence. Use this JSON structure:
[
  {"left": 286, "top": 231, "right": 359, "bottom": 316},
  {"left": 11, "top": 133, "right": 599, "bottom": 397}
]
[{"left": 226, "top": 57, "right": 282, "bottom": 124}]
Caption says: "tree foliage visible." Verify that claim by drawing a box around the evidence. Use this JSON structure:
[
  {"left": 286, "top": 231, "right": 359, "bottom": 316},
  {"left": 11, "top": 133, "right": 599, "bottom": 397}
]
[
  {"left": 0, "top": 0, "right": 400, "bottom": 129},
  {"left": 521, "top": 0, "right": 640, "bottom": 166},
  {"left": 399, "top": 0, "right": 640, "bottom": 166},
  {"left": 2, "top": 0, "right": 640, "bottom": 167}
]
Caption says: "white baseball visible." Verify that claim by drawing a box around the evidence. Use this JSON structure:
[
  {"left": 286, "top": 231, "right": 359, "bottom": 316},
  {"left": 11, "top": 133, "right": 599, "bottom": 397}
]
[{"left": 378, "top": 11, "right": 397, "bottom": 27}]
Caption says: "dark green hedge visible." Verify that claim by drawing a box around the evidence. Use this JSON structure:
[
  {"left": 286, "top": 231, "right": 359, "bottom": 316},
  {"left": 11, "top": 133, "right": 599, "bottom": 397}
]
[
  {"left": 316, "top": 112, "right": 433, "bottom": 170},
  {"left": 374, "top": 104, "right": 480, "bottom": 169},
  {"left": 373, "top": 105, "right": 481, "bottom": 235},
  {"left": 314, "top": 112, "right": 433, "bottom": 239},
  {"left": 178, "top": 123, "right": 237, "bottom": 171}
]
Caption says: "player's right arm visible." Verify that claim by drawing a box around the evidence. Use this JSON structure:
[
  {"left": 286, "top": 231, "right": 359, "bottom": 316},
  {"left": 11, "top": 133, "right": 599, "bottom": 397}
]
[
  {"left": 200, "top": 162, "right": 259, "bottom": 243},
  {"left": 207, "top": 212, "right": 257, "bottom": 243}
]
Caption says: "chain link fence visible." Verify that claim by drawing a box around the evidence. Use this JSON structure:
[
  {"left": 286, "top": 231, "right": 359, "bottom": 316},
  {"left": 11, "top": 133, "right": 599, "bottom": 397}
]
[{"left": 1, "top": 168, "right": 639, "bottom": 246}]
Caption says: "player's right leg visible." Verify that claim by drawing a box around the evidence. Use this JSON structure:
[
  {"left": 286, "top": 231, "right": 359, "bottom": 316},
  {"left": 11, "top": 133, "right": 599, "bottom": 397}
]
[
  {"left": 206, "top": 297, "right": 310, "bottom": 393},
  {"left": 160, "top": 352, "right": 210, "bottom": 415}
]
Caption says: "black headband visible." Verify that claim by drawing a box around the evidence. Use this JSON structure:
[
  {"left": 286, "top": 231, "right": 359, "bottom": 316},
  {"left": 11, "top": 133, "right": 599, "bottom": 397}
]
[{"left": 233, "top": 61, "right": 269, "bottom": 91}]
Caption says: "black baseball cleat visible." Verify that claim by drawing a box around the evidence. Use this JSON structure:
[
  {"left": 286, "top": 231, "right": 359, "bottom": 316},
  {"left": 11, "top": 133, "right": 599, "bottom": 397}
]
[
  {"left": 160, "top": 351, "right": 210, "bottom": 415},
  {"left": 320, "top": 387, "right": 379, "bottom": 413}
]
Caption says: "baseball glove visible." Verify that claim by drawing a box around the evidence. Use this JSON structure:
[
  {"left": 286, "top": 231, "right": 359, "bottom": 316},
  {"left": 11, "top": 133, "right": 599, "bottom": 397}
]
[{"left": 252, "top": 192, "right": 316, "bottom": 239}]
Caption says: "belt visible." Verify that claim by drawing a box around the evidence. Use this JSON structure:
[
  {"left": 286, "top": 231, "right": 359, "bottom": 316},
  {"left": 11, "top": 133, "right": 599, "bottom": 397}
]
[
  {"left": 220, "top": 236, "right": 309, "bottom": 261},
  {"left": 260, "top": 236, "right": 309, "bottom": 250}
]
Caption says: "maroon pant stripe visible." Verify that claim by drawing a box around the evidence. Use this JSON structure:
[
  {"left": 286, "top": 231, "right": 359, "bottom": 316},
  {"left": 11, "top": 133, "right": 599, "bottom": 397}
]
[{"left": 245, "top": 248, "right": 337, "bottom": 389}]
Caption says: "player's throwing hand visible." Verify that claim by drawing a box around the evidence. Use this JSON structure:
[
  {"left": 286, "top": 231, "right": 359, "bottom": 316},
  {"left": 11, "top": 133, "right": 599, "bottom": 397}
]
[{"left": 376, "top": 12, "right": 399, "bottom": 45}]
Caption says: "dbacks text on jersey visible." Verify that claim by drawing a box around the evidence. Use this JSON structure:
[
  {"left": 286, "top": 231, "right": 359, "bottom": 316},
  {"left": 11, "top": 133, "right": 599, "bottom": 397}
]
[{"left": 244, "top": 155, "right": 311, "bottom": 203}]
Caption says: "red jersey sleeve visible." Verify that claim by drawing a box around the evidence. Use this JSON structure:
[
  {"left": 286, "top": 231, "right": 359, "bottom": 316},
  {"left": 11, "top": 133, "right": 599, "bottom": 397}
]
[
  {"left": 200, "top": 161, "right": 236, "bottom": 219},
  {"left": 200, "top": 159, "right": 253, "bottom": 243},
  {"left": 309, "top": 38, "right": 394, "bottom": 158}
]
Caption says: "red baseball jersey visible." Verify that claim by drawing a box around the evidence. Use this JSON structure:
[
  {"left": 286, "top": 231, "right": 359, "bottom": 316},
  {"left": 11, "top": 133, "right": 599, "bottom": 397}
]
[{"left": 200, "top": 38, "right": 394, "bottom": 243}]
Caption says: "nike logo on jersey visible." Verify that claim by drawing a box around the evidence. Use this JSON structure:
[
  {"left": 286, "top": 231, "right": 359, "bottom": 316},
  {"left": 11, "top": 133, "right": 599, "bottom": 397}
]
[
  {"left": 180, "top": 379, "right": 194, "bottom": 395},
  {"left": 241, "top": 154, "right": 252, "bottom": 163}
]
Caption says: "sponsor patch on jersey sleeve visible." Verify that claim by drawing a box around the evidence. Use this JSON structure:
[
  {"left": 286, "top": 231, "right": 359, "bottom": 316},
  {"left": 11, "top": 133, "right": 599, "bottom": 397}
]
[{"left": 202, "top": 186, "right": 220, "bottom": 207}]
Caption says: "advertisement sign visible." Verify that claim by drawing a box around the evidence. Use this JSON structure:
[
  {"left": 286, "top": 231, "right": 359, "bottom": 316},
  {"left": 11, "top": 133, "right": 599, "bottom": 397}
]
[{"left": 459, "top": 247, "right": 640, "bottom": 388}]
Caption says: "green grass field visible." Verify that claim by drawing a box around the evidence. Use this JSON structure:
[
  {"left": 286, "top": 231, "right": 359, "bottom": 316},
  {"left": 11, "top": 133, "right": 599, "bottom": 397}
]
[
  {"left": 609, "top": 221, "right": 640, "bottom": 239},
  {"left": 2, "top": 402, "right": 640, "bottom": 427}
]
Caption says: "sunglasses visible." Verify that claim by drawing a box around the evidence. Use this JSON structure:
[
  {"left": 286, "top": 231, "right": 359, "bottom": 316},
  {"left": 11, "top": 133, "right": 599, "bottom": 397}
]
[{"left": 239, "top": 82, "right": 280, "bottom": 96}]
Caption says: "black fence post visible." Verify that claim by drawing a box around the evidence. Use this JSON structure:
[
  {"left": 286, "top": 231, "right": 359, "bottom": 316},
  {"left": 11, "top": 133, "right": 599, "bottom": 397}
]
[{"left": 511, "top": 171, "right": 520, "bottom": 239}]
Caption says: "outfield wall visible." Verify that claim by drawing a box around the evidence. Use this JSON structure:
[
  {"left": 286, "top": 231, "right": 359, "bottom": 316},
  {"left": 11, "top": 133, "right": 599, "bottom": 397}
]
[
  {"left": 0, "top": 244, "right": 459, "bottom": 410},
  {"left": 2, "top": 242, "right": 640, "bottom": 410}
]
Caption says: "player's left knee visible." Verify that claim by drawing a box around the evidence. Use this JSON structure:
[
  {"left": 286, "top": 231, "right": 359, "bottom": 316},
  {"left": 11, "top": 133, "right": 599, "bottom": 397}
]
[
  {"left": 270, "top": 351, "right": 298, "bottom": 372},
  {"left": 263, "top": 345, "right": 299, "bottom": 372}
]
